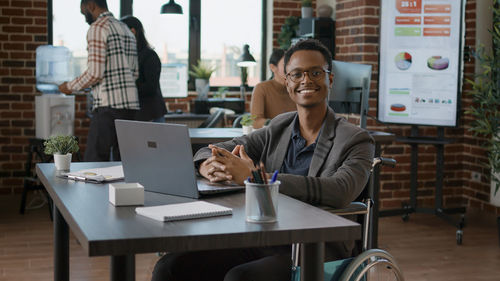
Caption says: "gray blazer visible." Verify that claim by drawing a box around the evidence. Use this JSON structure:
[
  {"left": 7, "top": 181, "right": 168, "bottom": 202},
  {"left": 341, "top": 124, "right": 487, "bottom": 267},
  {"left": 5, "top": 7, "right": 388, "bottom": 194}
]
[{"left": 194, "top": 107, "right": 375, "bottom": 209}]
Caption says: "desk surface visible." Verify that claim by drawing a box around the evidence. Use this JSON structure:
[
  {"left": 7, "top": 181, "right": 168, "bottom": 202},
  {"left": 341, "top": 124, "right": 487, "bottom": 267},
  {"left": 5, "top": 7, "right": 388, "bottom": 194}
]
[
  {"left": 188, "top": 128, "right": 394, "bottom": 145},
  {"left": 37, "top": 162, "right": 360, "bottom": 257}
]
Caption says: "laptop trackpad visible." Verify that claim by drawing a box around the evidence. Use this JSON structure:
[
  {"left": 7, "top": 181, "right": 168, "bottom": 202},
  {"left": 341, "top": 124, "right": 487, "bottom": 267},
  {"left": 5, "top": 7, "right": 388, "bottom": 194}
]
[{"left": 197, "top": 178, "right": 245, "bottom": 194}]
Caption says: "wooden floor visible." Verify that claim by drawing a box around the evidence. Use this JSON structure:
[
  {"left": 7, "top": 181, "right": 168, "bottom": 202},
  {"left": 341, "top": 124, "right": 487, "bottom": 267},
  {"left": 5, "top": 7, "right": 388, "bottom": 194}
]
[{"left": 1, "top": 194, "right": 499, "bottom": 281}]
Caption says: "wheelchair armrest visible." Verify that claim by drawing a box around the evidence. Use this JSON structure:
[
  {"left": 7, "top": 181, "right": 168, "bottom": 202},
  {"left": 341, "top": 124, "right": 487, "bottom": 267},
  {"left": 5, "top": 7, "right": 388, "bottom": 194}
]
[{"left": 320, "top": 202, "right": 368, "bottom": 216}]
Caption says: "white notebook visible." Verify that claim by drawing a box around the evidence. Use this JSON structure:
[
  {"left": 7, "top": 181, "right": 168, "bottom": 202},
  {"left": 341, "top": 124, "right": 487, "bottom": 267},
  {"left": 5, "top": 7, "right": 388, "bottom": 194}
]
[{"left": 135, "top": 201, "right": 232, "bottom": 222}]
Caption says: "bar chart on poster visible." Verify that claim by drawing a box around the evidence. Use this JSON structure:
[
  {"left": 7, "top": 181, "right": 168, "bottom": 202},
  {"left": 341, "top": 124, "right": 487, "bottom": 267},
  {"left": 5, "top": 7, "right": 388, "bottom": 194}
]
[{"left": 377, "top": 0, "right": 465, "bottom": 127}]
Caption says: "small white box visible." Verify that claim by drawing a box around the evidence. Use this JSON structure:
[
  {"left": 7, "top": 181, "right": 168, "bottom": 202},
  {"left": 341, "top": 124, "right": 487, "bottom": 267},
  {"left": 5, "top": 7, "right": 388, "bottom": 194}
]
[{"left": 109, "top": 183, "right": 144, "bottom": 206}]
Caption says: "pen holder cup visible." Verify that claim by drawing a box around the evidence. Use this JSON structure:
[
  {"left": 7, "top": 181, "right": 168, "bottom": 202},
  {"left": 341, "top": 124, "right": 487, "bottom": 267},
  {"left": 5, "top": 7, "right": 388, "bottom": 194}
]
[{"left": 245, "top": 180, "right": 280, "bottom": 223}]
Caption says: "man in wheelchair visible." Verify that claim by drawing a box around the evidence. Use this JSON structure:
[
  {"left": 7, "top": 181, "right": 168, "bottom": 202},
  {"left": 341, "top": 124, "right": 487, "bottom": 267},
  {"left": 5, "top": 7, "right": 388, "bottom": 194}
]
[{"left": 151, "top": 39, "right": 375, "bottom": 281}]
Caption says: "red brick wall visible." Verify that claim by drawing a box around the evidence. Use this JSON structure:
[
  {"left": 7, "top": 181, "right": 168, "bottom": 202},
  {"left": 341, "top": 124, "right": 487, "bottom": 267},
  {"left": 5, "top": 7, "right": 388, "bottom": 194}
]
[
  {"left": 0, "top": 0, "right": 47, "bottom": 194},
  {"left": 272, "top": 0, "right": 309, "bottom": 48},
  {"left": 335, "top": 0, "right": 498, "bottom": 215}
]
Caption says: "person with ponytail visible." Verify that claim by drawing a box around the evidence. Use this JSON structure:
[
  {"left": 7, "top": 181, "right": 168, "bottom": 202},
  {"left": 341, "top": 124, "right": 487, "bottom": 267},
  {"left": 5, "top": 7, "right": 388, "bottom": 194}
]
[{"left": 121, "top": 15, "right": 168, "bottom": 122}]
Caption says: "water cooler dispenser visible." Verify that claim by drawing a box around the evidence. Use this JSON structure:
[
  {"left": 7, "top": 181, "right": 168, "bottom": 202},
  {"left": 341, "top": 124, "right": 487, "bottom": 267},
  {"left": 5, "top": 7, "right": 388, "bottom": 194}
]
[{"left": 35, "top": 45, "right": 75, "bottom": 139}]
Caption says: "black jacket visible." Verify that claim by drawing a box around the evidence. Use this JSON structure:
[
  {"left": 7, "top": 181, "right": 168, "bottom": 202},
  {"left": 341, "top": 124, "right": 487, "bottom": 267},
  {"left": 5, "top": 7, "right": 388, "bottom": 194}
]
[{"left": 135, "top": 46, "right": 168, "bottom": 121}]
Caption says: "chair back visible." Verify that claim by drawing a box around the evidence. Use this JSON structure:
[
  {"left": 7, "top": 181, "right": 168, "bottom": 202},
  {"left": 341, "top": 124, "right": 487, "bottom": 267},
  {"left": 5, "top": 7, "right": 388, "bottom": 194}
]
[
  {"left": 198, "top": 109, "right": 225, "bottom": 128},
  {"left": 329, "top": 60, "right": 372, "bottom": 129},
  {"left": 25, "top": 138, "right": 52, "bottom": 177},
  {"left": 232, "top": 115, "right": 243, "bottom": 128}
]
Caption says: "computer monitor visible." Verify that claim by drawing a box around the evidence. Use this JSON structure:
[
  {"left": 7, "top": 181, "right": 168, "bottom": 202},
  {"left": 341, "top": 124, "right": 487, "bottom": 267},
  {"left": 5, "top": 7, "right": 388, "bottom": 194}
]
[{"left": 329, "top": 60, "right": 372, "bottom": 128}]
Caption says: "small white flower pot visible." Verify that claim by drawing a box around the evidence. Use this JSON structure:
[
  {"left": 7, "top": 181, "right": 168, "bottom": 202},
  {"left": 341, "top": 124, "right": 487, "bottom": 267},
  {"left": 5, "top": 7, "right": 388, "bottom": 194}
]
[
  {"left": 301, "top": 7, "right": 313, "bottom": 18},
  {"left": 242, "top": 125, "right": 253, "bottom": 135},
  {"left": 54, "top": 153, "right": 72, "bottom": 171},
  {"left": 195, "top": 78, "right": 210, "bottom": 100}
]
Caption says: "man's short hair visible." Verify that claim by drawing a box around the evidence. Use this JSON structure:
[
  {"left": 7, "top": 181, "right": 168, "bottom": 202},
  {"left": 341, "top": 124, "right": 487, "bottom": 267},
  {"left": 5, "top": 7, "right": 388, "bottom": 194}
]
[
  {"left": 81, "top": 0, "right": 108, "bottom": 9},
  {"left": 283, "top": 39, "right": 332, "bottom": 73}
]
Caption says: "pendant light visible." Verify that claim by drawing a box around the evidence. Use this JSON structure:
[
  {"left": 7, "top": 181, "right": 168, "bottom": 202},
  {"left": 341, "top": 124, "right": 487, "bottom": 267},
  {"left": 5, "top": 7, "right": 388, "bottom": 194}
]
[{"left": 160, "top": 0, "right": 183, "bottom": 14}]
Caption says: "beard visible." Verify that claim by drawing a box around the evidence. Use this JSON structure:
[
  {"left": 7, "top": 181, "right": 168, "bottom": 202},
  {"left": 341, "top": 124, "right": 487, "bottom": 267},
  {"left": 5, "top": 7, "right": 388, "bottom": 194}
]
[{"left": 84, "top": 11, "right": 95, "bottom": 25}]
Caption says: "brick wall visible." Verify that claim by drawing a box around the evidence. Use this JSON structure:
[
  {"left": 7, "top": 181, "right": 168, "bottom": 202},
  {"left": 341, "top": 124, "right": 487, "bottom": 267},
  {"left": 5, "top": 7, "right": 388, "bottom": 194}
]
[
  {"left": 335, "top": 0, "right": 499, "bottom": 215},
  {"left": 272, "top": 0, "right": 310, "bottom": 48},
  {"left": 0, "top": 0, "right": 47, "bottom": 194}
]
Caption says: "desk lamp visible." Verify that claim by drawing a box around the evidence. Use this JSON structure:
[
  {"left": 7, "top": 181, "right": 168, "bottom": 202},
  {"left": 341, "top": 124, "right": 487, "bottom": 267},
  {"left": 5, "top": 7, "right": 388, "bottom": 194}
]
[
  {"left": 160, "top": 0, "right": 183, "bottom": 14},
  {"left": 237, "top": 44, "right": 257, "bottom": 100}
]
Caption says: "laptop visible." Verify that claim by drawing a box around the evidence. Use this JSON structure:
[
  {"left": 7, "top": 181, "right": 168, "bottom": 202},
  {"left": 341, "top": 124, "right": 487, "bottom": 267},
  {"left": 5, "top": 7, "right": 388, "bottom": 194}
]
[{"left": 115, "top": 120, "right": 244, "bottom": 199}]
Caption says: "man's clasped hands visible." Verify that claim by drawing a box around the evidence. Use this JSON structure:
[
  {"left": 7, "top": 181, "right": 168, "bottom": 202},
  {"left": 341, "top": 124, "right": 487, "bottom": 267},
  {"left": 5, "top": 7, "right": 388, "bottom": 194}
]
[{"left": 199, "top": 144, "right": 260, "bottom": 185}]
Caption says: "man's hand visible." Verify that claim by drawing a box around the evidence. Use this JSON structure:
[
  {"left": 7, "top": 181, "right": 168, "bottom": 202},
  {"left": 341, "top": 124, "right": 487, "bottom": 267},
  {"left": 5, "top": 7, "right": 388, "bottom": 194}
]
[
  {"left": 207, "top": 144, "right": 254, "bottom": 185},
  {"left": 199, "top": 146, "right": 233, "bottom": 183},
  {"left": 58, "top": 82, "right": 72, "bottom": 94}
]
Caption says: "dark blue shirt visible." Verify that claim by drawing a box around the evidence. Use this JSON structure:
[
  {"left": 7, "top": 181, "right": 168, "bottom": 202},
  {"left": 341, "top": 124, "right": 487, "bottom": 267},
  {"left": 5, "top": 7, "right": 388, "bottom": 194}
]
[{"left": 281, "top": 116, "right": 322, "bottom": 176}]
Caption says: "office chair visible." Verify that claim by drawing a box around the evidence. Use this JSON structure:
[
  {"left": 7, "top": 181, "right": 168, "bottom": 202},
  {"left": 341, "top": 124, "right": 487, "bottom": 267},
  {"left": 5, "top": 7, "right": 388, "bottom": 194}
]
[
  {"left": 20, "top": 138, "right": 53, "bottom": 218},
  {"left": 20, "top": 137, "right": 81, "bottom": 219},
  {"left": 198, "top": 109, "right": 225, "bottom": 128},
  {"left": 291, "top": 157, "right": 404, "bottom": 281},
  {"left": 329, "top": 60, "right": 372, "bottom": 129},
  {"left": 232, "top": 115, "right": 243, "bottom": 128}
]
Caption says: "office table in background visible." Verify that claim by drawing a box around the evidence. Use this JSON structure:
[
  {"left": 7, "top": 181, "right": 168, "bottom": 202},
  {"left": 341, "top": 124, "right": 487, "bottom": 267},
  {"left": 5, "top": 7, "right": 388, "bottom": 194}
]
[
  {"left": 165, "top": 112, "right": 239, "bottom": 128},
  {"left": 37, "top": 162, "right": 360, "bottom": 281},
  {"left": 189, "top": 127, "right": 243, "bottom": 144}
]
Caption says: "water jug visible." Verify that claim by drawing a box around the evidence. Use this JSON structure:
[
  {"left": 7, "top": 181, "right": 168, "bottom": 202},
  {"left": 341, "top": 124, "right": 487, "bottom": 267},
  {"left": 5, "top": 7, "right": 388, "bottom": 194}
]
[{"left": 36, "top": 45, "right": 71, "bottom": 94}]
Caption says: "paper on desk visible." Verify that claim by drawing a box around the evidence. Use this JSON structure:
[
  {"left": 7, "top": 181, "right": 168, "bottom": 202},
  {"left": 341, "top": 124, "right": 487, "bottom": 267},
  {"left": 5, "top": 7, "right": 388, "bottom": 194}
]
[{"left": 62, "top": 165, "right": 124, "bottom": 183}]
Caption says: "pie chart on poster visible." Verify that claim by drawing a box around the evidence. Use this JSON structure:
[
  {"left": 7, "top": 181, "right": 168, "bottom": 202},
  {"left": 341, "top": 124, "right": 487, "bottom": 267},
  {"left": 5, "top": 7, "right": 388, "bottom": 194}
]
[
  {"left": 427, "top": 56, "right": 449, "bottom": 70},
  {"left": 390, "top": 103, "right": 406, "bottom": 112},
  {"left": 395, "top": 52, "right": 412, "bottom": 70}
]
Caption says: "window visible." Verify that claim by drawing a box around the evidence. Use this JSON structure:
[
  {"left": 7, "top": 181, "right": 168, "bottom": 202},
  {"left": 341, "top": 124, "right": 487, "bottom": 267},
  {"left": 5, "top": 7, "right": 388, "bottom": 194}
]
[
  {"left": 52, "top": 0, "right": 121, "bottom": 80},
  {"left": 51, "top": 0, "right": 265, "bottom": 93},
  {"left": 200, "top": 0, "right": 262, "bottom": 87},
  {"left": 133, "top": 0, "right": 190, "bottom": 97}
]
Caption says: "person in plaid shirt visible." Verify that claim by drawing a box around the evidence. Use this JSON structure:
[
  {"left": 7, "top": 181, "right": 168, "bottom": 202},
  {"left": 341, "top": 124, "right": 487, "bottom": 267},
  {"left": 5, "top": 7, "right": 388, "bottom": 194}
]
[{"left": 59, "top": 0, "right": 139, "bottom": 161}]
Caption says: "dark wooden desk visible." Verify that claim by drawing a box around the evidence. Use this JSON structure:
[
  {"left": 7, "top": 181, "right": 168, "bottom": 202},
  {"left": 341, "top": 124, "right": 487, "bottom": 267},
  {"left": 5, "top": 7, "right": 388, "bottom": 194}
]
[{"left": 37, "top": 162, "right": 360, "bottom": 281}]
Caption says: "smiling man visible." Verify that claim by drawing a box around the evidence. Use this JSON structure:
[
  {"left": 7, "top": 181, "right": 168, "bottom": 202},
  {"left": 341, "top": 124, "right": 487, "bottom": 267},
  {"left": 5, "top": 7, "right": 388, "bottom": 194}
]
[{"left": 151, "top": 39, "right": 375, "bottom": 281}]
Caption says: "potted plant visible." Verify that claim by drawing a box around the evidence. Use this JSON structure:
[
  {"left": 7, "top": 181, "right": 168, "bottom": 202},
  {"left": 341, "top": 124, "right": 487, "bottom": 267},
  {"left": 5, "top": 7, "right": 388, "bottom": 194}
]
[
  {"left": 213, "top": 86, "right": 228, "bottom": 99},
  {"left": 240, "top": 114, "right": 256, "bottom": 135},
  {"left": 466, "top": 3, "right": 500, "bottom": 206},
  {"left": 301, "top": 0, "right": 313, "bottom": 19},
  {"left": 277, "top": 16, "right": 299, "bottom": 49},
  {"left": 44, "top": 135, "right": 79, "bottom": 171},
  {"left": 189, "top": 60, "right": 216, "bottom": 100}
]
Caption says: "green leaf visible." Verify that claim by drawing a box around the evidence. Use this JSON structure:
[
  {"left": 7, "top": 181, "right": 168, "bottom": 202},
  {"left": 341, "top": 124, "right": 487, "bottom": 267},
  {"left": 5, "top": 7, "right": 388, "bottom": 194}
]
[
  {"left": 465, "top": 3, "right": 500, "bottom": 194},
  {"left": 240, "top": 114, "right": 257, "bottom": 126},
  {"left": 188, "top": 60, "right": 216, "bottom": 79},
  {"left": 44, "top": 135, "right": 79, "bottom": 155}
]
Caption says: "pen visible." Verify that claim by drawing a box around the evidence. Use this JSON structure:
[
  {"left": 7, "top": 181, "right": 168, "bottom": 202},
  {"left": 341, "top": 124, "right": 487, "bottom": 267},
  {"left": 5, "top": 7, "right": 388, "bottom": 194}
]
[
  {"left": 270, "top": 170, "right": 278, "bottom": 183},
  {"left": 259, "top": 163, "right": 267, "bottom": 184},
  {"left": 252, "top": 170, "right": 263, "bottom": 184}
]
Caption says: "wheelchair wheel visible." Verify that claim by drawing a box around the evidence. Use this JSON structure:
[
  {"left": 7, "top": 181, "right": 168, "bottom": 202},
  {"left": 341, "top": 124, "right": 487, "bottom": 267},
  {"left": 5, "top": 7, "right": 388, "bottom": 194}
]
[{"left": 339, "top": 249, "right": 404, "bottom": 281}]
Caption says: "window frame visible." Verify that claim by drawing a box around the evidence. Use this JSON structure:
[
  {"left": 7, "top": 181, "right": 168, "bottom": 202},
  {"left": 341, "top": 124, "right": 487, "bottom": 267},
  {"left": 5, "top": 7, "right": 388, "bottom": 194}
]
[{"left": 49, "top": 0, "right": 267, "bottom": 92}]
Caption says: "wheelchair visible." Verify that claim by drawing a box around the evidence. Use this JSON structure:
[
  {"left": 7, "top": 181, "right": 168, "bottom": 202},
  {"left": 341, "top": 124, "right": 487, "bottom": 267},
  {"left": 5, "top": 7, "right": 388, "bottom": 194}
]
[{"left": 291, "top": 157, "right": 404, "bottom": 281}]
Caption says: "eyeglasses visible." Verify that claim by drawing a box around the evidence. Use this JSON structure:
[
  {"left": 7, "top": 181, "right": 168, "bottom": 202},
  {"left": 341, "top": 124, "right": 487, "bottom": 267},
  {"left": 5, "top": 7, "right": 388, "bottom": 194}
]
[{"left": 286, "top": 68, "right": 330, "bottom": 83}]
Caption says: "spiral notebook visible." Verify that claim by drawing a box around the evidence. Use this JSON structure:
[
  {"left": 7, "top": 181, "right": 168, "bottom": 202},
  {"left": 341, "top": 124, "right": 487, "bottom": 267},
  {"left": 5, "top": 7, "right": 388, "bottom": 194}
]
[{"left": 135, "top": 201, "right": 232, "bottom": 222}]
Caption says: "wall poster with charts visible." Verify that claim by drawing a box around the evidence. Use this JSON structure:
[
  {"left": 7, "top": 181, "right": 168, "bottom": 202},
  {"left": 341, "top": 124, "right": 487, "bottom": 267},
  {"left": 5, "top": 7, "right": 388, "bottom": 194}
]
[{"left": 377, "top": 0, "right": 465, "bottom": 127}]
